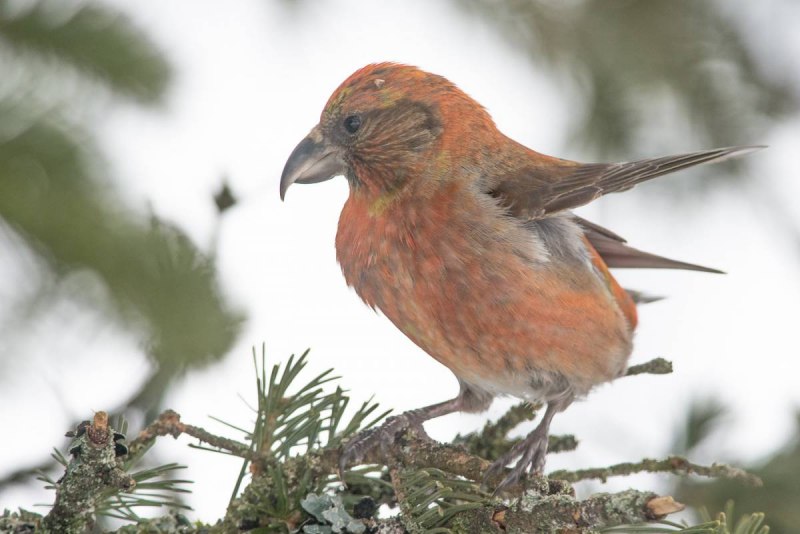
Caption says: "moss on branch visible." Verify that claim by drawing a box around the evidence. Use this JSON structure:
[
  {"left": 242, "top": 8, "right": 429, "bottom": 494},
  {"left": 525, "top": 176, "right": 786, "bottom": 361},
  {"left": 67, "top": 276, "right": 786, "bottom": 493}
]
[
  {"left": 43, "top": 412, "right": 135, "bottom": 533},
  {"left": 550, "top": 456, "right": 762, "bottom": 486},
  {"left": 626, "top": 357, "right": 673, "bottom": 376},
  {"left": 451, "top": 489, "right": 684, "bottom": 533}
]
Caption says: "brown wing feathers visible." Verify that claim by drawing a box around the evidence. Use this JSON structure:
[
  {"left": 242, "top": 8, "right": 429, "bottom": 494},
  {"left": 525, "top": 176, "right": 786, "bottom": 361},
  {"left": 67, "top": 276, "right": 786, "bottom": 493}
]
[
  {"left": 489, "top": 146, "right": 762, "bottom": 273},
  {"left": 542, "top": 146, "right": 762, "bottom": 216}
]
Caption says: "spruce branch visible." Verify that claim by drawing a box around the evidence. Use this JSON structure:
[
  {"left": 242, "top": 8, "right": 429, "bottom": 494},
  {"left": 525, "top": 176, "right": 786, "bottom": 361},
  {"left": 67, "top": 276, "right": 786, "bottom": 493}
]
[
  {"left": 391, "top": 467, "right": 488, "bottom": 531},
  {"left": 128, "top": 409, "right": 253, "bottom": 460},
  {"left": 626, "top": 357, "right": 674, "bottom": 377},
  {"left": 695, "top": 502, "right": 771, "bottom": 534},
  {"left": 452, "top": 489, "right": 684, "bottom": 533},
  {"left": 453, "top": 402, "right": 537, "bottom": 459},
  {"left": 550, "top": 456, "right": 762, "bottom": 486},
  {"left": 119, "top": 349, "right": 733, "bottom": 531},
  {"left": 454, "top": 401, "right": 578, "bottom": 459},
  {"left": 219, "top": 348, "right": 390, "bottom": 530},
  {"left": 32, "top": 350, "right": 760, "bottom": 533},
  {"left": 319, "top": 426, "right": 494, "bottom": 485},
  {"left": 548, "top": 433, "right": 579, "bottom": 453}
]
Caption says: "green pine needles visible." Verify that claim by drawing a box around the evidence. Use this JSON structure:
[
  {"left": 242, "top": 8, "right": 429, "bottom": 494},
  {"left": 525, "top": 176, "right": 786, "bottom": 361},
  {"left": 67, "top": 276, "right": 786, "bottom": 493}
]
[{"left": 0, "top": 348, "right": 774, "bottom": 533}]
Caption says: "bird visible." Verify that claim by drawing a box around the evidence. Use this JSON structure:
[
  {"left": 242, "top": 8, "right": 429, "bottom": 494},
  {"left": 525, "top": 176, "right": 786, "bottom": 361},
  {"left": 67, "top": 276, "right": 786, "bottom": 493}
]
[{"left": 279, "top": 62, "right": 760, "bottom": 492}]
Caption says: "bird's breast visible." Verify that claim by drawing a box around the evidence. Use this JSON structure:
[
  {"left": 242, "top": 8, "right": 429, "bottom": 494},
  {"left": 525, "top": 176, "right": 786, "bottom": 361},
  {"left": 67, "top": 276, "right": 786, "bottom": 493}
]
[{"left": 335, "top": 183, "right": 632, "bottom": 400}]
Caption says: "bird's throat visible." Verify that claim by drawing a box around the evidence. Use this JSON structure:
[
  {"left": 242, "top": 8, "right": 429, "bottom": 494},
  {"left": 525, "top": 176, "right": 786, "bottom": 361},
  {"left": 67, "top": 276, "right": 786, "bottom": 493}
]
[{"left": 367, "top": 187, "right": 405, "bottom": 217}]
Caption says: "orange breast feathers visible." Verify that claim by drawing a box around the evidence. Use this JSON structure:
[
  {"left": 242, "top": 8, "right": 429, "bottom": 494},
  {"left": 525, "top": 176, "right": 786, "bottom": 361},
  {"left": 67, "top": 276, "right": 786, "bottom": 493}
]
[{"left": 335, "top": 183, "right": 635, "bottom": 397}]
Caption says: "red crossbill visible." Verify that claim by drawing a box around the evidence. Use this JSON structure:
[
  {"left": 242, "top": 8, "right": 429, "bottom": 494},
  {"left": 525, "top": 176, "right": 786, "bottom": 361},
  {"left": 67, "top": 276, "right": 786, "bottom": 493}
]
[{"left": 280, "top": 63, "right": 759, "bottom": 492}]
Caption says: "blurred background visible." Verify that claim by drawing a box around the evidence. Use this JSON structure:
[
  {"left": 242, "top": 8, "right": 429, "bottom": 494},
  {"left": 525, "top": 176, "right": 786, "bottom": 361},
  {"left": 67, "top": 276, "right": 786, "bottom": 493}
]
[{"left": 1, "top": 0, "right": 799, "bottom": 528}]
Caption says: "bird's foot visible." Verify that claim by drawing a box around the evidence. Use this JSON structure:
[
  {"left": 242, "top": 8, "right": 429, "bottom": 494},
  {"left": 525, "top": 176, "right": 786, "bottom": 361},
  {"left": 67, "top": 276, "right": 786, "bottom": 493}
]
[
  {"left": 484, "top": 425, "right": 549, "bottom": 494},
  {"left": 339, "top": 412, "right": 430, "bottom": 477}
]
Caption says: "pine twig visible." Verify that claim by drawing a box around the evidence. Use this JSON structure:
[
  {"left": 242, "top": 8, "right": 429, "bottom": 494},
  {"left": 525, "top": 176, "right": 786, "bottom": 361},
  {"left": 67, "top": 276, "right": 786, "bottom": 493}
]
[
  {"left": 483, "top": 402, "right": 538, "bottom": 436},
  {"left": 549, "top": 455, "right": 762, "bottom": 486},
  {"left": 453, "top": 402, "right": 537, "bottom": 459},
  {"left": 626, "top": 357, "right": 673, "bottom": 376},
  {"left": 319, "top": 427, "right": 492, "bottom": 485},
  {"left": 453, "top": 490, "right": 684, "bottom": 533},
  {"left": 128, "top": 409, "right": 253, "bottom": 460},
  {"left": 548, "top": 433, "right": 579, "bottom": 453},
  {"left": 455, "top": 402, "right": 578, "bottom": 458}
]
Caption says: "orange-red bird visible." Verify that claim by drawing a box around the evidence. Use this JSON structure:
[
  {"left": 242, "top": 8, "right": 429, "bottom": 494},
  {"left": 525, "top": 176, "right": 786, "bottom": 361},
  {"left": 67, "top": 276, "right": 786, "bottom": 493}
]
[{"left": 280, "top": 63, "right": 759, "bottom": 491}]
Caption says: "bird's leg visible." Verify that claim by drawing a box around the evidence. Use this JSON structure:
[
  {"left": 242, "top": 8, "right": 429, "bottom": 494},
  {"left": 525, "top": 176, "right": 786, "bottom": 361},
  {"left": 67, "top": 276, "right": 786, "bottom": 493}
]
[
  {"left": 339, "top": 383, "right": 492, "bottom": 476},
  {"left": 338, "top": 397, "right": 461, "bottom": 476},
  {"left": 484, "top": 398, "right": 571, "bottom": 494}
]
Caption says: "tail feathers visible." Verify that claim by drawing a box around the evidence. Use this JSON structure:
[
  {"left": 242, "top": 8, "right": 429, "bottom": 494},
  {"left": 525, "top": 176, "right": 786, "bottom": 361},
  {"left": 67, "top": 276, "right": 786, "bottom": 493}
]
[
  {"left": 576, "top": 216, "right": 724, "bottom": 274},
  {"left": 591, "top": 237, "right": 724, "bottom": 273},
  {"left": 625, "top": 289, "right": 665, "bottom": 304}
]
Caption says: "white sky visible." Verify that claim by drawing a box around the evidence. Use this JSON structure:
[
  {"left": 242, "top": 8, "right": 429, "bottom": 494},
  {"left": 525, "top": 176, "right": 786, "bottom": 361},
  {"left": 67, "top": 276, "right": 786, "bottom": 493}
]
[{"left": 1, "top": 0, "right": 799, "bottom": 523}]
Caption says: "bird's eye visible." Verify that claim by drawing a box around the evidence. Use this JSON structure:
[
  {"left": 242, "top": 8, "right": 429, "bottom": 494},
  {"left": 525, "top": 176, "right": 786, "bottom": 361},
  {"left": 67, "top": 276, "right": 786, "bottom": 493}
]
[{"left": 343, "top": 114, "right": 362, "bottom": 134}]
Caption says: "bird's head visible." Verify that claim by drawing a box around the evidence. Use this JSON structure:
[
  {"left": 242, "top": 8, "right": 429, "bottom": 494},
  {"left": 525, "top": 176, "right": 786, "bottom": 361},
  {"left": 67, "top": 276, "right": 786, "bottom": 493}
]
[{"left": 280, "top": 63, "right": 496, "bottom": 200}]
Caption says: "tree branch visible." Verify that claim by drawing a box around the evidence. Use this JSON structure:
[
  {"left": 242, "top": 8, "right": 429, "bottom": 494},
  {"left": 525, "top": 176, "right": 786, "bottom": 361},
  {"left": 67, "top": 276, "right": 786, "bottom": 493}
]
[
  {"left": 550, "top": 455, "right": 762, "bottom": 486},
  {"left": 128, "top": 409, "right": 253, "bottom": 460},
  {"left": 626, "top": 357, "right": 673, "bottom": 376},
  {"left": 43, "top": 412, "right": 135, "bottom": 533},
  {"left": 125, "top": 408, "right": 759, "bottom": 532},
  {"left": 454, "top": 401, "right": 578, "bottom": 460},
  {"left": 452, "top": 490, "right": 684, "bottom": 533}
]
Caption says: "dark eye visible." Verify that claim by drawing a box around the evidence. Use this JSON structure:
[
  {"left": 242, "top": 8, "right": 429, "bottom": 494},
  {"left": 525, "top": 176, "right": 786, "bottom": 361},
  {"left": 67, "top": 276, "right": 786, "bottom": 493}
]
[{"left": 343, "top": 114, "right": 362, "bottom": 134}]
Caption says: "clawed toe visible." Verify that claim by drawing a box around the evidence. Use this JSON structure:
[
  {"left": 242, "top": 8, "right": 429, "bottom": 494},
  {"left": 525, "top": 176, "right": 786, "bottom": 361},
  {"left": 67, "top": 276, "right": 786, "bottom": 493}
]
[
  {"left": 338, "top": 397, "right": 469, "bottom": 481},
  {"left": 339, "top": 414, "right": 426, "bottom": 477},
  {"left": 485, "top": 430, "right": 549, "bottom": 494},
  {"left": 483, "top": 438, "right": 527, "bottom": 481},
  {"left": 483, "top": 401, "right": 567, "bottom": 494}
]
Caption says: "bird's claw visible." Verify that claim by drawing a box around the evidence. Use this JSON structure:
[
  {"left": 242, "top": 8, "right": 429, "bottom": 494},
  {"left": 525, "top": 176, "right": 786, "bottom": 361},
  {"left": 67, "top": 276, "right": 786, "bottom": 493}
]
[
  {"left": 338, "top": 413, "right": 428, "bottom": 480},
  {"left": 484, "top": 428, "right": 549, "bottom": 494}
]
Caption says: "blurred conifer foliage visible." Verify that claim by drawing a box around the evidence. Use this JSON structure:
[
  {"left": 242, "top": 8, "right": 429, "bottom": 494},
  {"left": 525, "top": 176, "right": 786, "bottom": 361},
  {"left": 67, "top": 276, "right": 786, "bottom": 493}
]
[
  {"left": 0, "top": 1, "right": 243, "bottom": 416},
  {"left": 456, "top": 0, "right": 795, "bottom": 188},
  {"left": 673, "top": 402, "right": 800, "bottom": 533}
]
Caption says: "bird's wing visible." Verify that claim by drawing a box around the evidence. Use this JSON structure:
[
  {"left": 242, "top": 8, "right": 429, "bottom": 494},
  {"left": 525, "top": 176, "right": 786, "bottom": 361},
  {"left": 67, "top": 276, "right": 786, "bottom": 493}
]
[
  {"left": 488, "top": 146, "right": 762, "bottom": 219},
  {"left": 574, "top": 216, "right": 722, "bottom": 273}
]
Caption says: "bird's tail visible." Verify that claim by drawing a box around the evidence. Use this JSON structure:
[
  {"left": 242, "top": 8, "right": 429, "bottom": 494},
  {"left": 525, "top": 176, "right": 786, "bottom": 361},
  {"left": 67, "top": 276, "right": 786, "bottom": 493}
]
[{"left": 625, "top": 289, "right": 665, "bottom": 305}]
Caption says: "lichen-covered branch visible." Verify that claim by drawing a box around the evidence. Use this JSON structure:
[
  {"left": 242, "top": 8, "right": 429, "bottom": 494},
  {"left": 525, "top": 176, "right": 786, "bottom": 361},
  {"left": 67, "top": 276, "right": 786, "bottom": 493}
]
[
  {"left": 313, "top": 427, "right": 490, "bottom": 486},
  {"left": 129, "top": 409, "right": 755, "bottom": 531},
  {"left": 454, "top": 402, "right": 537, "bottom": 458},
  {"left": 128, "top": 408, "right": 253, "bottom": 459},
  {"left": 43, "top": 412, "right": 135, "bottom": 533},
  {"left": 454, "top": 401, "right": 578, "bottom": 461},
  {"left": 626, "top": 357, "right": 673, "bottom": 376},
  {"left": 548, "top": 433, "right": 579, "bottom": 454},
  {"left": 451, "top": 490, "right": 684, "bottom": 533},
  {"left": 8, "top": 350, "right": 768, "bottom": 533},
  {"left": 550, "top": 455, "right": 763, "bottom": 486}
]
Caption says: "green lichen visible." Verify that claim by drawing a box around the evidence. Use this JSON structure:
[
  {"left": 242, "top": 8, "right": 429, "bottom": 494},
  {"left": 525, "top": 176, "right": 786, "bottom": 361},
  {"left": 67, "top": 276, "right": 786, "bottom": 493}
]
[
  {"left": 300, "top": 494, "right": 366, "bottom": 533},
  {"left": 43, "top": 420, "right": 135, "bottom": 533}
]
